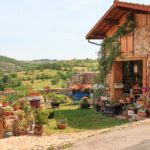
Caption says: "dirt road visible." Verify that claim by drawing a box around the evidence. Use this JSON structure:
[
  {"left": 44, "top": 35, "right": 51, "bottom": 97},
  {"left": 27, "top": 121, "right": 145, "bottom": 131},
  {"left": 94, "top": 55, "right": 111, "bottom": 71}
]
[{"left": 67, "top": 120, "right": 150, "bottom": 150}]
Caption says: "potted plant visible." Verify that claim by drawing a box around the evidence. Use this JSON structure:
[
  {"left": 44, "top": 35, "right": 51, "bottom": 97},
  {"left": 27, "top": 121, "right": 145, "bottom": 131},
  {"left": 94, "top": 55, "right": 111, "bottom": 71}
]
[
  {"left": 122, "top": 103, "right": 129, "bottom": 119},
  {"left": 127, "top": 104, "right": 135, "bottom": 117},
  {"left": 17, "top": 111, "right": 25, "bottom": 120},
  {"left": 50, "top": 94, "right": 61, "bottom": 108},
  {"left": 12, "top": 119, "right": 20, "bottom": 136},
  {"left": 80, "top": 97, "right": 90, "bottom": 109},
  {"left": 4, "top": 125, "right": 12, "bottom": 137},
  {"left": 4, "top": 106, "right": 13, "bottom": 117},
  {"left": 12, "top": 101, "right": 20, "bottom": 111},
  {"left": 34, "top": 108, "right": 48, "bottom": 136},
  {"left": 55, "top": 113, "right": 67, "bottom": 129},
  {"left": 2, "top": 99, "right": 9, "bottom": 107},
  {"left": 18, "top": 118, "right": 29, "bottom": 135},
  {"left": 27, "top": 110, "right": 35, "bottom": 131}
]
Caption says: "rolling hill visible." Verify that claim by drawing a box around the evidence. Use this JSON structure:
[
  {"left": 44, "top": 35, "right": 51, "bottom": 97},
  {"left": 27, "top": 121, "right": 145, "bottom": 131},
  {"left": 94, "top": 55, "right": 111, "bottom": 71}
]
[{"left": 0, "top": 55, "right": 36, "bottom": 73}]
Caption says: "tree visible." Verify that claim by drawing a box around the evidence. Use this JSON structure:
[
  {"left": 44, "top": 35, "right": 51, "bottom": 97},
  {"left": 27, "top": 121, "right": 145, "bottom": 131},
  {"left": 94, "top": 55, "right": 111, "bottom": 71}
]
[{"left": 51, "top": 76, "right": 60, "bottom": 85}]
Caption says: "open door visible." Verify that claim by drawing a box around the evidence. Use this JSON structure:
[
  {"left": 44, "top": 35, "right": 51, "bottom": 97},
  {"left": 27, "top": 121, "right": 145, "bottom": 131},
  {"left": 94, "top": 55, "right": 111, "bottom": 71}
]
[{"left": 113, "top": 61, "right": 123, "bottom": 100}]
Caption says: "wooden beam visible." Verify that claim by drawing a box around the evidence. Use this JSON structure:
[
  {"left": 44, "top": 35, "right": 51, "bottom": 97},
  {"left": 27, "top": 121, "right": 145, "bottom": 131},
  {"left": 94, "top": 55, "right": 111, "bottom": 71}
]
[{"left": 105, "top": 19, "right": 119, "bottom": 25}]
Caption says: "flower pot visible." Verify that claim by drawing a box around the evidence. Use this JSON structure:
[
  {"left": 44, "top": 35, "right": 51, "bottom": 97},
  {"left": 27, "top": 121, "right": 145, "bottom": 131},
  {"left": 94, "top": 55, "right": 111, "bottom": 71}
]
[
  {"left": 5, "top": 132, "right": 12, "bottom": 137},
  {"left": 123, "top": 111, "right": 129, "bottom": 119},
  {"left": 137, "top": 111, "right": 146, "bottom": 117},
  {"left": 51, "top": 102, "right": 60, "bottom": 108},
  {"left": 13, "top": 105, "right": 19, "bottom": 111},
  {"left": 4, "top": 111, "right": 13, "bottom": 117},
  {"left": 2, "top": 102, "right": 8, "bottom": 107},
  {"left": 128, "top": 110, "right": 134, "bottom": 116},
  {"left": 34, "top": 124, "right": 43, "bottom": 136},
  {"left": 57, "top": 124, "right": 67, "bottom": 129},
  {"left": 80, "top": 103, "right": 90, "bottom": 109},
  {"left": 19, "top": 130, "right": 28, "bottom": 136}
]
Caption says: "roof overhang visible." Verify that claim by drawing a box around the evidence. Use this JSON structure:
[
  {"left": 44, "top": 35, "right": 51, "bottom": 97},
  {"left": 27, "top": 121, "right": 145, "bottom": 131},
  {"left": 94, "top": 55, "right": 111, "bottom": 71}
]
[{"left": 86, "top": 1, "right": 150, "bottom": 40}]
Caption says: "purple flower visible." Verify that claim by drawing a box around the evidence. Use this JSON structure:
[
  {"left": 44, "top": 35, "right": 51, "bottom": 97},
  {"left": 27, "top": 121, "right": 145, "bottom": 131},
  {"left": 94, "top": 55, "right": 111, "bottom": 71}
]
[{"left": 142, "top": 87, "right": 148, "bottom": 93}]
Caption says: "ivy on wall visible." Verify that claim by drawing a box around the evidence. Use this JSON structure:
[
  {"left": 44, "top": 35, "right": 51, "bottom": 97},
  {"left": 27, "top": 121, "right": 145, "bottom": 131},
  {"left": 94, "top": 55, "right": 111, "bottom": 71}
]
[{"left": 98, "top": 12, "right": 137, "bottom": 84}]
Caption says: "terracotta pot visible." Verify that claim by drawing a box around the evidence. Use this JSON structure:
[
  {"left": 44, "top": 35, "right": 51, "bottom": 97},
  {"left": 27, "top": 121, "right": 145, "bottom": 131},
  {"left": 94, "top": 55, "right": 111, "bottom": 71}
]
[
  {"left": 19, "top": 130, "right": 28, "bottom": 136},
  {"left": 2, "top": 102, "right": 9, "bottom": 107},
  {"left": 126, "top": 97, "right": 131, "bottom": 103},
  {"left": 123, "top": 111, "right": 129, "bottom": 119},
  {"left": 4, "top": 111, "right": 13, "bottom": 116},
  {"left": 13, "top": 105, "right": 19, "bottom": 111},
  {"left": 34, "top": 124, "right": 43, "bottom": 136},
  {"left": 57, "top": 124, "right": 67, "bottom": 129},
  {"left": 137, "top": 111, "right": 146, "bottom": 117}
]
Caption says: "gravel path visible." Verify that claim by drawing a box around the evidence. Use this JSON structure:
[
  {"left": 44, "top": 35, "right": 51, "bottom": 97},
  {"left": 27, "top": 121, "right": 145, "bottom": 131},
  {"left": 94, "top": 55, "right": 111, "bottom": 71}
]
[
  {"left": 66, "top": 120, "right": 150, "bottom": 150},
  {"left": 1, "top": 119, "right": 150, "bottom": 150}
]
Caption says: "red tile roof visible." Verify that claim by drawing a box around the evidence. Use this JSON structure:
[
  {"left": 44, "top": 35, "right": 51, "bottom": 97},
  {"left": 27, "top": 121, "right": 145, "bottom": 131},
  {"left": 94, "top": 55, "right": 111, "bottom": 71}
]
[{"left": 86, "top": 1, "right": 150, "bottom": 39}]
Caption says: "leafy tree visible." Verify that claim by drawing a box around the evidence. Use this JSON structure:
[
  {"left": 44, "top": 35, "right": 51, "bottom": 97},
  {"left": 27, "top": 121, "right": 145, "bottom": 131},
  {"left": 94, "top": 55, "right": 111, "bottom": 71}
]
[{"left": 51, "top": 76, "right": 60, "bottom": 85}]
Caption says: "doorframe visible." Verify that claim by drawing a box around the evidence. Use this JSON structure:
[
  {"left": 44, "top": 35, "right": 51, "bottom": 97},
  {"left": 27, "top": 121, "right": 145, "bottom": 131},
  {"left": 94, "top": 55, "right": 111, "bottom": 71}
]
[{"left": 112, "top": 55, "right": 147, "bottom": 100}]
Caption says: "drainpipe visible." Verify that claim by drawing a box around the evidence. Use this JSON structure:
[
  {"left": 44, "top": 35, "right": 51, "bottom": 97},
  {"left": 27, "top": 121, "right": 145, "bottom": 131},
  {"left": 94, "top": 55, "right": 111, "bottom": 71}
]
[
  {"left": 88, "top": 39, "right": 102, "bottom": 46},
  {"left": 87, "top": 39, "right": 107, "bottom": 96}
]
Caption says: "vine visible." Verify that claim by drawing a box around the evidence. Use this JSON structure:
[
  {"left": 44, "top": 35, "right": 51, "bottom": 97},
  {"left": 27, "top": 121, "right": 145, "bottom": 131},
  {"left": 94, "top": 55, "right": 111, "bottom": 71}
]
[{"left": 98, "top": 12, "right": 137, "bottom": 83}]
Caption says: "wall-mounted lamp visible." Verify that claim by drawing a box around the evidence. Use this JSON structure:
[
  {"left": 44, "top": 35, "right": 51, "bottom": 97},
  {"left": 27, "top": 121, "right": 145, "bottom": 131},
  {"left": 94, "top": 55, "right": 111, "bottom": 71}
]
[{"left": 134, "top": 64, "right": 138, "bottom": 73}]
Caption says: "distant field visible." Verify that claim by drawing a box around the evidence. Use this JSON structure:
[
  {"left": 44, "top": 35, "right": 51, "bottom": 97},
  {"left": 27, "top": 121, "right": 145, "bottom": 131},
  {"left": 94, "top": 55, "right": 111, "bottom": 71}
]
[
  {"left": 16, "top": 61, "right": 98, "bottom": 90},
  {"left": 17, "top": 69, "right": 64, "bottom": 79},
  {"left": 17, "top": 69, "right": 66, "bottom": 90},
  {"left": 22, "top": 79, "right": 65, "bottom": 90}
]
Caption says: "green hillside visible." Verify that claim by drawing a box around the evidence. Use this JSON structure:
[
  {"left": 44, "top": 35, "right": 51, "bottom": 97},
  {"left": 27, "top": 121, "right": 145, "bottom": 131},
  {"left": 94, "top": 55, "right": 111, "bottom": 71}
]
[{"left": 0, "top": 55, "right": 37, "bottom": 72}]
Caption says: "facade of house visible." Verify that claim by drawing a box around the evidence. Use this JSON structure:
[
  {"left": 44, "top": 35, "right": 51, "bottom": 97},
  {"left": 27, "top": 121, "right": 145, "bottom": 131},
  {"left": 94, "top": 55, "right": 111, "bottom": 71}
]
[{"left": 86, "top": 1, "right": 150, "bottom": 100}]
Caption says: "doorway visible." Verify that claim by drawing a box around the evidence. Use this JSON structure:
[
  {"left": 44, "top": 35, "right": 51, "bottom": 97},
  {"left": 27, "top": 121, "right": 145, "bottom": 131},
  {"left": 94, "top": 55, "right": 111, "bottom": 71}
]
[
  {"left": 122, "top": 60, "right": 143, "bottom": 94},
  {"left": 113, "top": 59, "right": 144, "bottom": 99}
]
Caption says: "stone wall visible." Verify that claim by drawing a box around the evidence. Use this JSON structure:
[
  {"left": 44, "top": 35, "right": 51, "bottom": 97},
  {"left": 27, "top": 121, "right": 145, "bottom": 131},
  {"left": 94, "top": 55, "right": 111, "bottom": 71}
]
[{"left": 134, "top": 25, "right": 150, "bottom": 55}]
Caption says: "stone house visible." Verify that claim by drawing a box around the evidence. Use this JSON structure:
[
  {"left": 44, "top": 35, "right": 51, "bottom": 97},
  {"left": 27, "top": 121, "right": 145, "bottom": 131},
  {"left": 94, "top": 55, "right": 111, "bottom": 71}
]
[
  {"left": 68, "top": 72, "right": 97, "bottom": 88},
  {"left": 86, "top": 0, "right": 150, "bottom": 100}
]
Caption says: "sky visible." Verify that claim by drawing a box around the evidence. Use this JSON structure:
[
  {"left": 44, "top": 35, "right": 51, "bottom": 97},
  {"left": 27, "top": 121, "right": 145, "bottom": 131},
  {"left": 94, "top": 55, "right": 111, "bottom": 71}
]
[{"left": 0, "top": 0, "right": 148, "bottom": 60}]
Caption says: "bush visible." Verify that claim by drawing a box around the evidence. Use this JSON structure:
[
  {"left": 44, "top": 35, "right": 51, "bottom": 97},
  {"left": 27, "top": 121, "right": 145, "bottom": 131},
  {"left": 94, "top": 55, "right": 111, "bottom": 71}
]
[
  {"left": 51, "top": 76, "right": 60, "bottom": 85},
  {"left": 34, "top": 108, "right": 48, "bottom": 125},
  {"left": 48, "top": 93, "right": 67, "bottom": 104}
]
